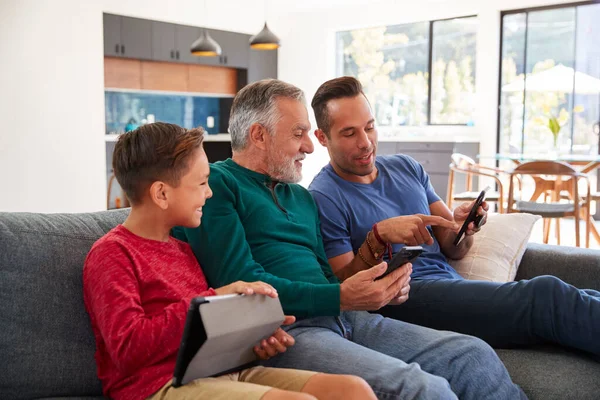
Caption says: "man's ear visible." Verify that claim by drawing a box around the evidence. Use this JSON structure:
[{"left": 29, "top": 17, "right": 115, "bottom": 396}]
[
  {"left": 149, "top": 181, "right": 169, "bottom": 210},
  {"left": 248, "top": 123, "right": 269, "bottom": 151},
  {"left": 314, "top": 129, "right": 329, "bottom": 147}
]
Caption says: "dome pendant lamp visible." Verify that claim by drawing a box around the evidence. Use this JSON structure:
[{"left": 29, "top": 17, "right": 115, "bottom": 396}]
[
  {"left": 191, "top": 29, "right": 222, "bottom": 57},
  {"left": 191, "top": 0, "right": 222, "bottom": 57},
  {"left": 250, "top": 22, "right": 280, "bottom": 50}
]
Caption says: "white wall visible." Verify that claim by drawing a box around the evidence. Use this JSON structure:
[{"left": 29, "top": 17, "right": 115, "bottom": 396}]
[
  {"left": 0, "top": 0, "right": 579, "bottom": 212},
  {"left": 0, "top": 0, "right": 267, "bottom": 213},
  {"left": 272, "top": 0, "right": 578, "bottom": 186}
]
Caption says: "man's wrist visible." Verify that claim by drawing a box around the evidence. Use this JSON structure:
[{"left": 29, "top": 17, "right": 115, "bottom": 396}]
[
  {"left": 373, "top": 220, "right": 389, "bottom": 244},
  {"left": 339, "top": 282, "right": 348, "bottom": 310},
  {"left": 365, "top": 231, "right": 386, "bottom": 259}
]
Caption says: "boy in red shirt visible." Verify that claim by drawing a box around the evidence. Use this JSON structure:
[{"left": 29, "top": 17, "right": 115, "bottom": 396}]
[{"left": 83, "top": 122, "right": 375, "bottom": 400}]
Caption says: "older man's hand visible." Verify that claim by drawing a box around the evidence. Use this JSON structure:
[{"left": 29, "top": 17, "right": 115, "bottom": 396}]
[{"left": 339, "top": 262, "right": 412, "bottom": 311}]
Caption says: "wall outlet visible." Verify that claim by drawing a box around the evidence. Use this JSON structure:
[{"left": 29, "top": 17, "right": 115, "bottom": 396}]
[{"left": 206, "top": 116, "right": 215, "bottom": 128}]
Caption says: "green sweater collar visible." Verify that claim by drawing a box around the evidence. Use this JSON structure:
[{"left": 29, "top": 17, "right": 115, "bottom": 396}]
[{"left": 224, "top": 158, "right": 281, "bottom": 185}]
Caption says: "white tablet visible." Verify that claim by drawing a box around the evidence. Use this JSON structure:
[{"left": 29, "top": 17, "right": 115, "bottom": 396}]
[{"left": 172, "top": 294, "right": 285, "bottom": 387}]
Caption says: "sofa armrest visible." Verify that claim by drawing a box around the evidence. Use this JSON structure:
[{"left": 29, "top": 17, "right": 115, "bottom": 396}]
[{"left": 516, "top": 243, "right": 600, "bottom": 290}]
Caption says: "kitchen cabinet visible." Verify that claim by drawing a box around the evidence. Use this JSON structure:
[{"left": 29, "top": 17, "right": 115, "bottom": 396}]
[
  {"left": 150, "top": 21, "right": 176, "bottom": 62},
  {"left": 248, "top": 48, "right": 278, "bottom": 83},
  {"left": 151, "top": 22, "right": 202, "bottom": 64},
  {"left": 103, "top": 14, "right": 152, "bottom": 60},
  {"left": 208, "top": 30, "right": 250, "bottom": 69},
  {"left": 104, "top": 14, "right": 278, "bottom": 86}
]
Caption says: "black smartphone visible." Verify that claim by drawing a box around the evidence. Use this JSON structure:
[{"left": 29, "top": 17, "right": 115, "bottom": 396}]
[
  {"left": 377, "top": 246, "right": 423, "bottom": 280},
  {"left": 453, "top": 186, "right": 490, "bottom": 246}
]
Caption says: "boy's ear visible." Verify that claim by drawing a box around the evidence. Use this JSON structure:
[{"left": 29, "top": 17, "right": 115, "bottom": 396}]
[
  {"left": 314, "top": 129, "right": 329, "bottom": 147},
  {"left": 149, "top": 181, "right": 169, "bottom": 210},
  {"left": 248, "top": 123, "right": 269, "bottom": 151}
]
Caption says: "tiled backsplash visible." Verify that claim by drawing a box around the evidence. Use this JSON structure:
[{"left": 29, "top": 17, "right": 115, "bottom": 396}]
[{"left": 104, "top": 90, "right": 233, "bottom": 135}]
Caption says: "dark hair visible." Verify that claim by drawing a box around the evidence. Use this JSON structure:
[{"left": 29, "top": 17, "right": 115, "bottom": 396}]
[
  {"left": 112, "top": 122, "right": 205, "bottom": 204},
  {"left": 311, "top": 76, "right": 365, "bottom": 136}
]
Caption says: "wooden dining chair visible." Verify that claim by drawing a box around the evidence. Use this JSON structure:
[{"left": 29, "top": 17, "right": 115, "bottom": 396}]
[
  {"left": 506, "top": 160, "right": 592, "bottom": 248},
  {"left": 447, "top": 153, "right": 510, "bottom": 212}
]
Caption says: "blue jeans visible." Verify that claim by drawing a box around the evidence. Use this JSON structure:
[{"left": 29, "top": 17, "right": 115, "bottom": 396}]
[
  {"left": 379, "top": 276, "right": 600, "bottom": 356},
  {"left": 262, "top": 311, "right": 525, "bottom": 399}
]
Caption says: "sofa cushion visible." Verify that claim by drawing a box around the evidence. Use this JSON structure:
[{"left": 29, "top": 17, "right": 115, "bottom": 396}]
[
  {"left": 497, "top": 345, "right": 600, "bottom": 400},
  {"left": 449, "top": 213, "right": 541, "bottom": 282},
  {"left": 0, "top": 210, "right": 128, "bottom": 400}
]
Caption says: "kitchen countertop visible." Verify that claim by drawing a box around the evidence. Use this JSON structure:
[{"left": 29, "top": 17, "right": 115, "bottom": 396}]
[{"left": 106, "top": 133, "right": 480, "bottom": 144}]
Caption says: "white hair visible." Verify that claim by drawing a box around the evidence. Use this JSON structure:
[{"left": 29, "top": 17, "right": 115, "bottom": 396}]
[{"left": 229, "top": 79, "right": 306, "bottom": 151}]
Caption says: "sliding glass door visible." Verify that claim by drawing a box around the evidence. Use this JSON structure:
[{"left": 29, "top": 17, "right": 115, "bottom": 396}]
[{"left": 498, "top": 2, "right": 600, "bottom": 156}]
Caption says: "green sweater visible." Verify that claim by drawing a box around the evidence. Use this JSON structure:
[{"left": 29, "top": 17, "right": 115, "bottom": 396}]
[{"left": 174, "top": 159, "right": 341, "bottom": 318}]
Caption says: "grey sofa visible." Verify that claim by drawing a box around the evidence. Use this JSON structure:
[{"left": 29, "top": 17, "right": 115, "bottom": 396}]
[{"left": 1, "top": 210, "right": 599, "bottom": 400}]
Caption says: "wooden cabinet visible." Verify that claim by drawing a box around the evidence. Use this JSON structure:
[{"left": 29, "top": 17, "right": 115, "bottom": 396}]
[
  {"left": 103, "top": 14, "right": 152, "bottom": 60},
  {"left": 104, "top": 57, "right": 141, "bottom": 89},
  {"left": 248, "top": 48, "right": 278, "bottom": 83},
  {"left": 104, "top": 58, "right": 238, "bottom": 94},
  {"left": 141, "top": 62, "right": 188, "bottom": 92}
]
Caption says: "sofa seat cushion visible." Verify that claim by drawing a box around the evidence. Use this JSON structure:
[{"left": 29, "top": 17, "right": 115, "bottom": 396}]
[
  {"left": 497, "top": 345, "right": 600, "bottom": 400},
  {"left": 0, "top": 210, "right": 128, "bottom": 400}
]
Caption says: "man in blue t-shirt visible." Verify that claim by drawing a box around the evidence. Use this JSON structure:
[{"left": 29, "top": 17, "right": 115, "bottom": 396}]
[{"left": 308, "top": 76, "right": 600, "bottom": 358}]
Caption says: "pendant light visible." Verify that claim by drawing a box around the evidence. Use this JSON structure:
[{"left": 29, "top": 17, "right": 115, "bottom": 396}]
[
  {"left": 191, "top": 29, "right": 221, "bottom": 56},
  {"left": 250, "top": 23, "right": 280, "bottom": 50},
  {"left": 250, "top": 0, "right": 280, "bottom": 50},
  {"left": 191, "top": 0, "right": 222, "bottom": 57}
]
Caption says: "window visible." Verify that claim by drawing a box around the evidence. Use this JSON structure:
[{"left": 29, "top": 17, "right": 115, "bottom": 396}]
[
  {"left": 336, "top": 16, "right": 477, "bottom": 128},
  {"left": 498, "top": 2, "right": 600, "bottom": 155},
  {"left": 430, "top": 18, "right": 477, "bottom": 124}
]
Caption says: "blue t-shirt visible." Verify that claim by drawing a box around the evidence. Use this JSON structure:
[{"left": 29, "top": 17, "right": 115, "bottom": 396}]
[{"left": 308, "top": 154, "right": 462, "bottom": 280}]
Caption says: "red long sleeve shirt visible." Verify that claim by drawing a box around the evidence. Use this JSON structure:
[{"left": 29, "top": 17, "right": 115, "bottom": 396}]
[{"left": 83, "top": 225, "right": 216, "bottom": 400}]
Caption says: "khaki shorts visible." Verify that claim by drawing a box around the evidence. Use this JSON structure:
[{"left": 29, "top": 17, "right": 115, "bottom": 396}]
[{"left": 148, "top": 367, "right": 317, "bottom": 400}]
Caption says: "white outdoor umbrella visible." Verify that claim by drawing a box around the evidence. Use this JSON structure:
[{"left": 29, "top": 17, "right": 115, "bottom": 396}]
[{"left": 502, "top": 64, "right": 600, "bottom": 94}]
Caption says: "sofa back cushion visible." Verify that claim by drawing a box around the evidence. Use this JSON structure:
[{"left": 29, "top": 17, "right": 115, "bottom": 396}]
[{"left": 0, "top": 210, "right": 128, "bottom": 399}]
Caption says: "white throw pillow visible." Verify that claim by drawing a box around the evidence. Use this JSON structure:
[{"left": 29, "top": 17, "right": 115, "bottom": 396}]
[{"left": 448, "top": 213, "right": 541, "bottom": 282}]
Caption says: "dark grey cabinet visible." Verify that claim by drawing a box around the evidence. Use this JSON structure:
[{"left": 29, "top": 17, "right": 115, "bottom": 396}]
[
  {"left": 150, "top": 21, "right": 176, "bottom": 62},
  {"left": 248, "top": 48, "right": 278, "bottom": 83},
  {"left": 151, "top": 22, "right": 204, "bottom": 64},
  {"left": 103, "top": 14, "right": 121, "bottom": 57},
  {"left": 103, "top": 14, "right": 152, "bottom": 60},
  {"left": 176, "top": 25, "right": 204, "bottom": 64},
  {"left": 209, "top": 30, "right": 250, "bottom": 69}
]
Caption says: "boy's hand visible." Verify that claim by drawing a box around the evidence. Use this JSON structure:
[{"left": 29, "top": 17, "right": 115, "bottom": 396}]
[
  {"left": 214, "top": 281, "right": 278, "bottom": 298},
  {"left": 253, "top": 316, "right": 296, "bottom": 360}
]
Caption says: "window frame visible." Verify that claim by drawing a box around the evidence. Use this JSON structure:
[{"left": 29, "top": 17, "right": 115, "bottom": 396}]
[
  {"left": 427, "top": 15, "right": 478, "bottom": 126},
  {"left": 336, "top": 14, "right": 477, "bottom": 127},
  {"left": 495, "top": 0, "right": 599, "bottom": 154}
]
